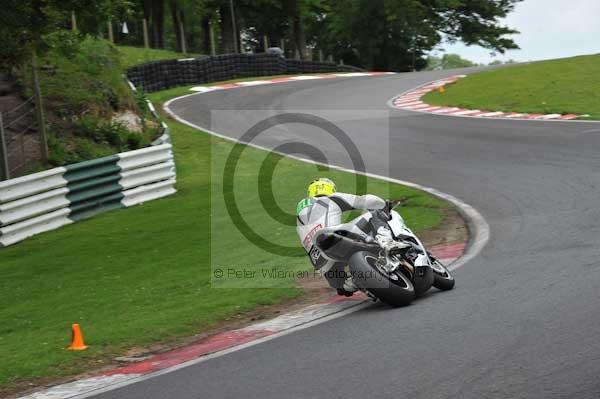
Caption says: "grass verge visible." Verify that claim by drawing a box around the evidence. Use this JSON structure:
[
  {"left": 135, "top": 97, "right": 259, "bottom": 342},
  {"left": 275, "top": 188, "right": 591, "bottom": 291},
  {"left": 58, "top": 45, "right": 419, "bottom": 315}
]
[
  {"left": 0, "top": 84, "right": 449, "bottom": 394},
  {"left": 423, "top": 54, "right": 600, "bottom": 119}
]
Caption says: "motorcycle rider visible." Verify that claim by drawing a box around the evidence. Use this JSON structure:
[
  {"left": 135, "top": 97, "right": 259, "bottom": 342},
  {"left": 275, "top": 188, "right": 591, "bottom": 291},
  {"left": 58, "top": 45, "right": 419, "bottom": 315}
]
[{"left": 296, "top": 177, "right": 393, "bottom": 297}]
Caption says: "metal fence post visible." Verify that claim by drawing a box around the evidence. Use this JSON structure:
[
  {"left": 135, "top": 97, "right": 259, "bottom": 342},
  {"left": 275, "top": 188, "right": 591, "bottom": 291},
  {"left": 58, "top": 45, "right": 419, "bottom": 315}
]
[
  {"left": 0, "top": 112, "right": 9, "bottom": 180},
  {"left": 229, "top": 0, "right": 239, "bottom": 53},
  {"left": 142, "top": 18, "right": 150, "bottom": 49},
  {"left": 31, "top": 52, "right": 49, "bottom": 161},
  {"left": 108, "top": 19, "right": 114, "bottom": 43},
  {"left": 71, "top": 11, "right": 77, "bottom": 31},
  {"left": 179, "top": 19, "right": 187, "bottom": 53},
  {"left": 209, "top": 22, "right": 216, "bottom": 55}
]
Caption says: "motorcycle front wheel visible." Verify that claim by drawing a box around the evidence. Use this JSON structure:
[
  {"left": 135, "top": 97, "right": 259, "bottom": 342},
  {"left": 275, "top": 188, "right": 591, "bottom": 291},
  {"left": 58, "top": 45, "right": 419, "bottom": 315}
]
[
  {"left": 430, "top": 258, "right": 455, "bottom": 291},
  {"left": 349, "top": 251, "right": 415, "bottom": 307}
]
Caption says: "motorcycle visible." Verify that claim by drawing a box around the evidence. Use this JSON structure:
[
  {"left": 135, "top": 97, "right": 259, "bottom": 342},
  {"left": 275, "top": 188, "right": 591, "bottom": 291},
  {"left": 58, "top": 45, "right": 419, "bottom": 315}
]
[{"left": 313, "top": 200, "right": 455, "bottom": 306}]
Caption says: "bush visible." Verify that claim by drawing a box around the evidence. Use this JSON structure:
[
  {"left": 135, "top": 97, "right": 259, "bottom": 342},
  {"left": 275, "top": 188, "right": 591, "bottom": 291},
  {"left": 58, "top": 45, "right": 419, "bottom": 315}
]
[
  {"left": 126, "top": 133, "right": 143, "bottom": 149},
  {"left": 75, "top": 115, "right": 149, "bottom": 150},
  {"left": 47, "top": 133, "right": 67, "bottom": 166}
]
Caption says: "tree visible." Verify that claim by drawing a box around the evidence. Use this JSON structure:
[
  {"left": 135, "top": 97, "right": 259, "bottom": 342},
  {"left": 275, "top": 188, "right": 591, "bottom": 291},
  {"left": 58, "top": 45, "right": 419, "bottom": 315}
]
[
  {"left": 169, "top": 0, "right": 184, "bottom": 52},
  {"left": 426, "top": 53, "right": 476, "bottom": 70},
  {"left": 0, "top": 0, "right": 133, "bottom": 69},
  {"left": 235, "top": 0, "right": 288, "bottom": 53},
  {"left": 141, "top": 0, "right": 165, "bottom": 48},
  {"left": 307, "top": 0, "right": 522, "bottom": 71},
  {"left": 284, "top": 0, "right": 307, "bottom": 58}
]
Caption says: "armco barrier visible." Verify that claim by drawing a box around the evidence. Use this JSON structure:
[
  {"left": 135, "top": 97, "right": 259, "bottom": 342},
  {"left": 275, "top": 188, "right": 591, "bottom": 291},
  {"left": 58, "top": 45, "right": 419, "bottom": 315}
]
[
  {"left": 0, "top": 142, "right": 176, "bottom": 247},
  {"left": 127, "top": 53, "right": 363, "bottom": 93},
  {"left": 0, "top": 71, "right": 177, "bottom": 247}
]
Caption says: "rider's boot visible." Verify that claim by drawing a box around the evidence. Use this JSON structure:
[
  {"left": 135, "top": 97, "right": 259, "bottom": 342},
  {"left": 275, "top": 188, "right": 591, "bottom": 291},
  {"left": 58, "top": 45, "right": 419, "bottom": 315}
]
[{"left": 337, "top": 276, "right": 358, "bottom": 297}]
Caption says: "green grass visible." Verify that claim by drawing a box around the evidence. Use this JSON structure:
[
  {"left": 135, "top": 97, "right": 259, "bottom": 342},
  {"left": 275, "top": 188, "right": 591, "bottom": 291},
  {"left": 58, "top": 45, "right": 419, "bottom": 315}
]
[
  {"left": 117, "top": 45, "right": 199, "bottom": 70},
  {"left": 423, "top": 54, "right": 600, "bottom": 119},
  {"left": 0, "top": 86, "right": 448, "bottom": 393}
]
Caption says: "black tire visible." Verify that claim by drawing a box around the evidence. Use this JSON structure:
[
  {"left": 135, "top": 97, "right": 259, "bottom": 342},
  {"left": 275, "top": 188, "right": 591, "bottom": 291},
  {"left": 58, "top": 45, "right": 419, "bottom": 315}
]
[
  {"left": 430, "top": 258, "right": 455, "bottom": 291},
  {"left": 349, "top": 251, "right": 415, "bottom": 307}
]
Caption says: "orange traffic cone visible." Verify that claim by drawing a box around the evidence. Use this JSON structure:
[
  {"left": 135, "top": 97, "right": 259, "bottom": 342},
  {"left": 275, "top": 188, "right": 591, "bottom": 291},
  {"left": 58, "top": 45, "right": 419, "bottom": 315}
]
[
  {"left": 67, "top": 323, "right": 88, "bottom": 350},
  {"left": 438, "top": 85, "right": 445, "bottom": 94}
]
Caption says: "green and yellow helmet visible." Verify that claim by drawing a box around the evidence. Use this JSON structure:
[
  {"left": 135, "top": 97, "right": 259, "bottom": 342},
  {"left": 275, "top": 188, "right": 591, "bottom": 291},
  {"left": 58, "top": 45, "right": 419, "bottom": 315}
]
[{"left": 307, "top": 178, "right": 336, "bottom": 197}]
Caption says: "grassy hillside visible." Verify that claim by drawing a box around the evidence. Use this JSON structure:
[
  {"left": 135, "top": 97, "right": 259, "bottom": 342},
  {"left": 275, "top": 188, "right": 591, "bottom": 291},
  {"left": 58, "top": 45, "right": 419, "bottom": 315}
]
[
  {"left": 423, "top": 54, "right": 600, "bottom": 119},
  {"left": 117, "top": 45, "right": 198, "bottom": 70},
  {"left": 14, "top": 36, "right": 195, "bottom": 174},
  {"left": 0, "top": 84, "right": 449, "bottom": 394},
  {"left": 18, "top": 33, "right": 165, "bottom": 170}
]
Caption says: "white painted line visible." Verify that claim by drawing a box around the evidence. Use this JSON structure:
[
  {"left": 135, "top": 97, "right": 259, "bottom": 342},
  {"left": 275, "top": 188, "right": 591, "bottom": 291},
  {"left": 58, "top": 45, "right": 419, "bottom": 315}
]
[
  {"left": 244, "top": 300, "right": 363, "bottom": 332},
  {"left": 289, "top": 75, "right": 323, "bottom": 80},
  {"left": 395, "top": 97, "right": 423, "bottom": 103},
  {"left": 409, "top": 89, "right": 432, "bottom": 94},
  {"left": 398, "top": 94, "right": 424, "bottom": 99},
  {"left": 503, "top": 113, "right": 525, "bottom": 118},
  {"left": 395, "top": 95, "right": 422, "bottom": 101},
  {"left": 394, "top": 101, "right": 423, "bottom": 108},
  {"left": 450, "top": 109, "right": 482, "bottom": 116},
  {"left": 333, "top": 72, "right": 371, "bottom": 77},
  {"left": 399, "top": 93, "right": 424, "bottom": 99},
  {"left": 398, "top": 97, "right": 424, "bottom": 102},
  {"left": 420, "top": 106, "right": 443, "bottom": 112},
  {"left": 18, "top": 374, "right": 143, "bottom": 399},
  {"left": 190, "top": 86, "right": 218, "bottom": 93},
  {"left": 235, "top": 80, "right": 273, "bottom": 86},
  {"left": 432, "top": 107, "right": 462, "bottom": 114},
  {"left": 538, "top": 114, "right": 561, "bottom": 119},
  {"left": 477, "top": 111, "right": 504, "bottom": 117},
  {"left": 408, "top": 104, "right": 432, "bottom": 110}
]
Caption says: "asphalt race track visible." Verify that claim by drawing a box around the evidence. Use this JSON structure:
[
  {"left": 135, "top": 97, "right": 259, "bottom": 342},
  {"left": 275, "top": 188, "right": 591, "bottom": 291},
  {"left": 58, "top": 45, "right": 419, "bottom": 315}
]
[{"left": 96, "top": 69, "right": 600, "bottom": 399}]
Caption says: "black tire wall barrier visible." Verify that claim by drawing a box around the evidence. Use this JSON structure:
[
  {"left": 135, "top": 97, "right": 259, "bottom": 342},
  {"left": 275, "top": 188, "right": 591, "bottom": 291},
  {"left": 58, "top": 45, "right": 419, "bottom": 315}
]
[{"left": 126, "top": 53, "right": 364, "bottom": 93}]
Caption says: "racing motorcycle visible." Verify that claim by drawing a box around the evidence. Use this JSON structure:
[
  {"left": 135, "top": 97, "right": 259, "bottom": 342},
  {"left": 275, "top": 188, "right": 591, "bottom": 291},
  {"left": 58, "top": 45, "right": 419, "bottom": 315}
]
[{"left": 313, "top": 200, "right": 455, "bottom": 307}]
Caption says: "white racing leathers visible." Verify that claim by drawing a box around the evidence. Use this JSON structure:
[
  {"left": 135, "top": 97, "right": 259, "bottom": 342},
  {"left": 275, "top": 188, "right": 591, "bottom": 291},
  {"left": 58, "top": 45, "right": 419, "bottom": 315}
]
[{"left": 296, "top": 193, "right": 386, "bottom": 289}]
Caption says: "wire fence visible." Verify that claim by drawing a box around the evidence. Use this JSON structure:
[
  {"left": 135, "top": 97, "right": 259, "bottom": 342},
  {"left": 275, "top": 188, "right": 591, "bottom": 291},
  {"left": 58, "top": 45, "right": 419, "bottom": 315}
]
[{"left": 0, "top": 96, "right": 43, "bottom": 180}]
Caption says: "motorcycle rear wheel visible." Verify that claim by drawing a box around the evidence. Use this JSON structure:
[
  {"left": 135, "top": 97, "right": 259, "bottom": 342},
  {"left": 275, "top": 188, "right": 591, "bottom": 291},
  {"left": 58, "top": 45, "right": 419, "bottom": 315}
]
[{"left": 349, "top": 251, "right": 415, "bottom": 307}]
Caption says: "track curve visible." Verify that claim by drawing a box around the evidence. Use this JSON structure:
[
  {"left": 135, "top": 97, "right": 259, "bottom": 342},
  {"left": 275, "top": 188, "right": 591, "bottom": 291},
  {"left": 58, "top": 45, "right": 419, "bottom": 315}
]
[{"left": 97, "top": 69, "right": 600, "bottom": 399}]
